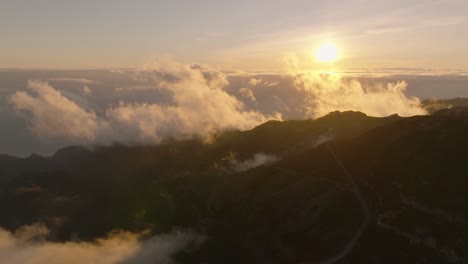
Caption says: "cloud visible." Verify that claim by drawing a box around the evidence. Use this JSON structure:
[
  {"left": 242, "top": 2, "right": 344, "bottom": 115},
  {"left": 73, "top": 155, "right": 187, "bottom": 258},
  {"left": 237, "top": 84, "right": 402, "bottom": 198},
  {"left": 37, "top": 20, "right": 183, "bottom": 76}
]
[
  {"left": 230, "top": 153, "right": 278, "bottom": 172},
  {"left": 248, "top": 78, "right": 262, "bottom": 86},
  {"left": 103, "top": 102, "right": 176, "bottom": 143},
  {"left": 8, "top": 61, "right": 281, "bottom": 145},
  {"left": 120, "top": 230, "right": 206, "bottom": 264},
  {"left": 0, "top": 224, "right": 205, "bottom": 264},
  {"left": 8, "top": 80, "right": 98, "bottom": 142},
  {"left": 48, "top": 78, "right": 95, "bottom": 84},
  {"left": 106, "top": 62, "right": 280, "bottom": 143},
  {"left": 239, "top": 87, "right": 256, "bottom": 101},
  {"left": 287, "top": 56, "right": 427, "bottom": 118},
  {"left": 313, "top": 133, "right": 334, "bottom": 147},
  {"left": 82, "top": 86, "right": 92, "bottom": 96}
]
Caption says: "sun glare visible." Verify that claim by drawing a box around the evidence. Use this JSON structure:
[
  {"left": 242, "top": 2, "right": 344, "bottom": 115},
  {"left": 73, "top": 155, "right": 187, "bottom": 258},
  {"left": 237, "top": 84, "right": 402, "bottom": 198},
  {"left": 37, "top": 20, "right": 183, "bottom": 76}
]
[{"left": 315, "top": 43, "right": 339, "bottom": 63}]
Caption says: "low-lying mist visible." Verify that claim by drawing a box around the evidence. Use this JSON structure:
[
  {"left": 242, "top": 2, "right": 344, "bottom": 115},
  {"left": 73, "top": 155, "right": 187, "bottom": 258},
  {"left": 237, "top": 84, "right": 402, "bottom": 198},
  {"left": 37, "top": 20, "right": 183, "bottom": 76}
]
[
  {"left": 0, "top": 224, "right": 205, "bottom": 264},
  {"left": 230, "top": 153, "right": 279, "bottom": 172}
]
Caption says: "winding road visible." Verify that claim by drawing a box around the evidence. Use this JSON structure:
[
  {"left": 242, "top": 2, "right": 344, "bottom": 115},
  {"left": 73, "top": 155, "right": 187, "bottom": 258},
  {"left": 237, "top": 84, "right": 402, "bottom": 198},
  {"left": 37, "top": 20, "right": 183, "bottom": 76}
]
[{"left": 318, "top": 143, "right": 371, "bottom": 264}]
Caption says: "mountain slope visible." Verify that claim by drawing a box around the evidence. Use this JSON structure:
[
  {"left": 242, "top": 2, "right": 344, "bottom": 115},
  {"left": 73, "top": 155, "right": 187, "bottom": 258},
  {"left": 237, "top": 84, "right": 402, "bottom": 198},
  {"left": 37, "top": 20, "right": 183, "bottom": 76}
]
[{"left": 1, "top": 111, "right": 467, "bottom": 263}]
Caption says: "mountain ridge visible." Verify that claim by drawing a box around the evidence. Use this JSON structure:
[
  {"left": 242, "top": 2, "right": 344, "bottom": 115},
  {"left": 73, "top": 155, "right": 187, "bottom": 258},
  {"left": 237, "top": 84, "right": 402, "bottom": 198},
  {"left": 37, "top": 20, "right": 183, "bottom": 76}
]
[{"left": 0, "top": 110, "right": 467, "bottom": 263}]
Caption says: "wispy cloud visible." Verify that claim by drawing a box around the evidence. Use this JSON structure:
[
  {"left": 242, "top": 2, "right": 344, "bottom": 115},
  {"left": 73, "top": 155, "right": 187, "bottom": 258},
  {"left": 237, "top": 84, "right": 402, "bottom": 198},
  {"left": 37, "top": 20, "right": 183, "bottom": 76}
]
[
  {"left": 48, "top": 78, "right": 95, "bottom": 84},
  {"left": 82, "top": 86, "right": 92, "bottom": 95},
  {"left": 230, "top": 153, "right": 278, "bottom": 172},
  {"left": 239, "top": 87, "right": 256, "bottom": 101}
]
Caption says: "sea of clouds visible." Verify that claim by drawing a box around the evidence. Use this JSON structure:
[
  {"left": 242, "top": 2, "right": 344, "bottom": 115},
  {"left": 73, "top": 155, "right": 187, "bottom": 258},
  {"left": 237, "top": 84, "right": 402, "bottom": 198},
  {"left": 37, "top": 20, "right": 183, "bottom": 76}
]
[{"left": 2, "top": 59, "right": 468, "bottom": 156}]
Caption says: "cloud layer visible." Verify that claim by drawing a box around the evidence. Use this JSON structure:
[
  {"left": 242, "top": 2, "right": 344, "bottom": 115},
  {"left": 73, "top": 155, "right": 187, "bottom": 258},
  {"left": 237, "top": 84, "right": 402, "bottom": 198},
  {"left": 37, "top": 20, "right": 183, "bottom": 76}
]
[
  {"left": 0, "top": 224, "right": 204, "bottom": 264},
  {"left": 8, "top": 61, "right": 281, "bottom": 145},
  {"left": 48, "top": 78, "right": 95, "bottom": 84},
  {"left": 2, "top": 59, "right": 437, "bottom": 156}
]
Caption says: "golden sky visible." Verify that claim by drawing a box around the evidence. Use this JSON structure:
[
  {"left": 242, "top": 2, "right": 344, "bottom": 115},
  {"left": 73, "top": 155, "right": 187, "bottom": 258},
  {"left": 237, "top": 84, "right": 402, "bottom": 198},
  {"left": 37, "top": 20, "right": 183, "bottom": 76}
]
[{"left": 1, "top": 0, "right": 467, "bottom": 71}]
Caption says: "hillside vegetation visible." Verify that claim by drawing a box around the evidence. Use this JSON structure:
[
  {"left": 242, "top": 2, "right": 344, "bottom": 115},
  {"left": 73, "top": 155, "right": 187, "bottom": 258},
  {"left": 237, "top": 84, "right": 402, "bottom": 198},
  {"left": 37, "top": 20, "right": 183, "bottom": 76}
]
[{"left": 1, "top": 111, "right": 467, "bottom": 263}]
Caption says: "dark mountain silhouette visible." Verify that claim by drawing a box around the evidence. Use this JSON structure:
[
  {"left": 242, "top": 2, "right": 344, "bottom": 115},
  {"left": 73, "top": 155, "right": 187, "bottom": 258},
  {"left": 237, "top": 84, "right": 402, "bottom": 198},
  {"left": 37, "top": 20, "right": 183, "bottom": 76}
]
[{"left": 0, "top": 111, "right": 467, "bottom": 263}]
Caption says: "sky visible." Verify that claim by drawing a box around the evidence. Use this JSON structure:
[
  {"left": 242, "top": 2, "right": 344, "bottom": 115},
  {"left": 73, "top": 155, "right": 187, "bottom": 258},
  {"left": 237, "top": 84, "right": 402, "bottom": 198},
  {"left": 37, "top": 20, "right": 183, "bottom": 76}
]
[
  {"left": 1, "top": 0, "right": 468, "bottom": 71},
  {"left": 1, "top": 0, "right": 468, "bottom": 156}
]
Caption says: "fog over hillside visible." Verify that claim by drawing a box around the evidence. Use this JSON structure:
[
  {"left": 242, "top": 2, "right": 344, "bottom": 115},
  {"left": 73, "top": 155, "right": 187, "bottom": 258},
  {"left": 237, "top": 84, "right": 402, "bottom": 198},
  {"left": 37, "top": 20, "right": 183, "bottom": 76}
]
[{"left": 2, "top": 64, "right": 468, "bottom": 156}]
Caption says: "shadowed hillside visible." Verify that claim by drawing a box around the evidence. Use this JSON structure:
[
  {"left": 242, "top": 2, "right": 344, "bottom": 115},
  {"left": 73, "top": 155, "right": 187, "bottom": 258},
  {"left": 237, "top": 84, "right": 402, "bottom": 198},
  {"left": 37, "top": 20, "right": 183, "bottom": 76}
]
[{"left": 1, "top": 111, "right": 468, "bottom": 263}]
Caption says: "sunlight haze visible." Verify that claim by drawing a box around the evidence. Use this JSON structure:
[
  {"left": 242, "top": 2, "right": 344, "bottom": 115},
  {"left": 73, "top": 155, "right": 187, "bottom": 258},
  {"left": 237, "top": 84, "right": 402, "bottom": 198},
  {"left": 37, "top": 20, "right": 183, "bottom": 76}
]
[{"left": 1, "top": 0, "right": 467, "bottom": 71}]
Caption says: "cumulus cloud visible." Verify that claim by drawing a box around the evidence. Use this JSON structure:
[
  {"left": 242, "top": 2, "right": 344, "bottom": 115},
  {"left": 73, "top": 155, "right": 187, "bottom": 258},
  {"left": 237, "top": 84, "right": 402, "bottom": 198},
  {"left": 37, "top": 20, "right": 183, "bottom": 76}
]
[
  {"left": 299, "top": 74, "right": 426, "bottom": 118},
  {"left": 230, "top": 153, "right": 278, "bottom": 172},
  {"left": 8, "top": 80, "right": 98, "bottom": 142},
  {"left": 8, "top": 61, "right": 281, "bottom": 145},
  {"left": 239, "top": 87, "right": 256, "bottom": 101},
  {"left": 0, "top": 224, "right": 205, "bottom": 264},
  {"left": 286, "top": 57, "right": 427, "bottom": 117},
  {"left": 104, "top": 61, "right": 280, "bottom": 143}
]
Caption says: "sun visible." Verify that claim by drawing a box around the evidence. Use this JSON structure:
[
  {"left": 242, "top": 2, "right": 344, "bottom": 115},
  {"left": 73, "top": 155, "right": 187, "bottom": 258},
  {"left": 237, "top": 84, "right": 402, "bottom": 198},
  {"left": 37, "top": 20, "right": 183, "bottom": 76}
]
[{"left": 315, "top": 43, "right": 339, "bottom": 63}]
